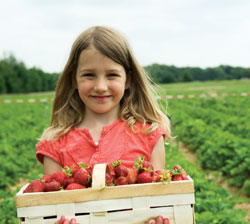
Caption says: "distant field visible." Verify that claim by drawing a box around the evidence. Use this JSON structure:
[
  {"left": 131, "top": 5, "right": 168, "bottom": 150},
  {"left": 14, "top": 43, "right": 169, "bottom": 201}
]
[
  {"left": 0, "top": 80, "right": 250, "bottom": 100},
  {"left": 159, "top": 79, "right": 250, "bottom": 95}
]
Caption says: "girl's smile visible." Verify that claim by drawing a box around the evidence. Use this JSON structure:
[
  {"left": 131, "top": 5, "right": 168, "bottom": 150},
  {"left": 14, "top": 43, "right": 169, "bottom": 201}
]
[
  {"left": 90, "top": 95, "right": 112, "bottom": 102},
  {"left": 76, "top": 46, "right": 129, "bottom": 116}
]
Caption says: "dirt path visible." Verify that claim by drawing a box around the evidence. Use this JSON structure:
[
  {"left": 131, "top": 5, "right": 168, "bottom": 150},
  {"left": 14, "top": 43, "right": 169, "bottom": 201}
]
[{"left": 175, "top": 141, "right": 250, "bottom": 222}]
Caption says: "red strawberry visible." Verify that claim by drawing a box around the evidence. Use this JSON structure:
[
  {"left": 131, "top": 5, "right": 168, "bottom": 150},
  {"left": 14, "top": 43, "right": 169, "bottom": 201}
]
[
  {"left": 41, "top": 174, "right": 53, "bottom": 183},
  {"left": 74, "top": 168, "right": 90, "bottom": 186},
  {"left": 173, "top": 164, "right": 182, "bottom": 170},
  {"left": 173, "top": 164, "right": 187, "bottom": 177},
  {"left": 115, "top": 165, "right": 128, "bottom": 178},
  {"left": 45, "top": 180, "right": 61, "bottom": 192},
  {"left": 51, "top": 171, "right": 67, "bottom": 186},
  {"left": 181, "top": 168, "right": 187, "bottom": 176},
  {"left": 63, "top": 176, "right": 75, "bottom": 188},
  {"left": 106, "top": 163, "right": 115, "bottom": 176},
  {"left": 172, "top": 174, "right": 183, "bottom": 181},
  {"left": 114, "top": 176, "right": 128, "bottom": 186},
  {"left": 111, "top": 160, "right": 128, "bottom": 178},
  {"left": 163, "top": 217, "right": 171, "bottom": 224},
  {"left": 72, "top": 165, "right": 80, "bottom": 176},
  {"left": 133, "top": 155, "right": 153, "bottom": 174},
  {"left": 127, "top": 169, "right": 138, "bottom": 184},
  {"left": 153, "top": 170, "right": 162, "bottom": 182},
  {"left": 23, "top": 180, "right": 45, "bottom": 193},
  {"left": 78, "top": 162, "right": 92, "bottom": 175},
  {"left": 156, "top": 215, "right": 164, "bottom": 223},
  {"left": 137, "top": 171, "right": 153, "bottom": 183},
  {"left": 105, "top": 173, "right": 115, "bottom": 186},
  {"left": 142, "top": 161, "right": 154, "bottom": 171},
  {"left": 181, "top": 174, "right": 189, "bottom": 180},
  {"left": 65, "top": 183, "right": 86, "bottom": 190}
]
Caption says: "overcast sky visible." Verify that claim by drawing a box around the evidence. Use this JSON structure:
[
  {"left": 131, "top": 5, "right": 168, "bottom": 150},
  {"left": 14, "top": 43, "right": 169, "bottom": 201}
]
[{"left": 0, "top": 0, "right": 249, "bottom": 73}]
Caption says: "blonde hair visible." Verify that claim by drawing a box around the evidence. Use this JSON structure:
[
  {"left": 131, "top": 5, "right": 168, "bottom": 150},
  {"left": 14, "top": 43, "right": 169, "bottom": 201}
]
[{"left": 40, "top": 26, "right": 171, "bottom": 141}]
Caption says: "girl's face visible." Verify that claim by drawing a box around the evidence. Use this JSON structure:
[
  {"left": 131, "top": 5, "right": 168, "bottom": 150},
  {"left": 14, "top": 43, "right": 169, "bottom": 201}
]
[{"left": 76, "top": 46, "right": 128, "bottom": 116}]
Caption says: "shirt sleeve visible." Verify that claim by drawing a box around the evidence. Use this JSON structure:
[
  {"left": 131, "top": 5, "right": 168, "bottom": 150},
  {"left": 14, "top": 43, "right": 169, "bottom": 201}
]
[
  {"left": 148, "top": 126, "right": 166, "bottom": 155},
  {"left": 36, "top": 139, "right": 62, "bottom": 165}
]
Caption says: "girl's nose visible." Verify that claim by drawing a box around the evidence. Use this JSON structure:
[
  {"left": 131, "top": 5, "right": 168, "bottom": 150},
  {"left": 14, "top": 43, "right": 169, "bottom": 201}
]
[{"left": 94, "top": 78, "right": 108, "bottom": 92}]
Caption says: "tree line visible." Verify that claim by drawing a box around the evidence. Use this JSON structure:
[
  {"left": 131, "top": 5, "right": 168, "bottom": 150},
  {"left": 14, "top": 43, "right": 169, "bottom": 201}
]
[
  {"left": 0, "top": 54, "right": 249, "bottom": 94},
  {"left": 145, "top": 64, "right": 250, "bottom": 83},
  {"left": 0, "top": 55, "right": 59, "bottom": 94}
]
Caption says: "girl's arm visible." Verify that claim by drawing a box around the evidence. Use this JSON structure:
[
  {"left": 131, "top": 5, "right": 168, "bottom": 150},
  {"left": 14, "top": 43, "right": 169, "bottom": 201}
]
[
  {"left": 43, "top": 156, "right": 62, "bottom": 175},
  {"left": 149, "top": 136, "right": 165, "bottom": 170}
]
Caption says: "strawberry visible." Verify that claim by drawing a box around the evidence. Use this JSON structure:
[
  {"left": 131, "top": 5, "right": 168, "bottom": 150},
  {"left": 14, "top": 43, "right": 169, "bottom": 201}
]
[
  {"left": 172, "top": 174, "right": 183, "bottom": 181},
  {"left": 45, "top": 180, "right": 61, "bottom": 192},
  {"left": 133, "top": 155, "right": 153, "bottom": 174},
  {"left": 41, "top": 174, "right": 53, "bottom": 183},
  {"left": 51, "top": 171, "right": 67, "bottom": 186},
  {"left": 142, "top": 161, "right": 154, "bottom": 172},
  {"left": 163, "top": 217, "right": 171, "bottom": 224},
  {"left": 63, "top": 176, "right": 75, "bottom": 188},
  {"left": 114, "top": 176, "right": 128, "bottom": 186},
  {"left": 23, "top": 180, "right": 45, "bottom": 193},
  {"left": 159, "top": 169, "right": 172, "bottom": 182},
  {"left": 173, "top": 164, "right": 187, "bottom": 175},
  {"left": 115, "top": 165, "right": 128, "bottom": 178},
  {"left": 173, "top": 164, "right": 182, "bottom": 170},
  {"left": 65, "top": 183, "right": 86, "bottom": 190},
  {"left": 153, "top": 170, "right": 162, "bottom": 182},
  {"left": 78, "top": 162, "right": 92, "bottom": 175},
  {"left": 71, "top": 165, "right": 80, "bottom": 176},
  {"left": 105, "top": 173, "right": 115, "bottom": 186},
  {"left": 137, "top": 171, "right": 153, "bottom": 183},
  {"left": 127, "top": 169, "right": 138, "bottom": 184},
  {"left": 111, "top": 160, "right": 128, "bottom": 178},
  {"left": 74, "top": 168, "right": 90, "bottom": 186},
  {"left": 181, "top": 174, "right": 189, "bottom": 180}
]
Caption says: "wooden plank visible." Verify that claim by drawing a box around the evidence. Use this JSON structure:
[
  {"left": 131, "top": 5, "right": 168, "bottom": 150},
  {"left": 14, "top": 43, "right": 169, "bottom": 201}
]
[
  {"left": 17, "top": 204, "right": 56, "bottom": 217},
  {"left": 108, "top": 207, "right": 174, "bottom": 224},
  {"left": 16, "top": 178, "right": 194, "bottom": 208},
  {"left": 174, "top": 204, "right": 193, "bottom": 224}
]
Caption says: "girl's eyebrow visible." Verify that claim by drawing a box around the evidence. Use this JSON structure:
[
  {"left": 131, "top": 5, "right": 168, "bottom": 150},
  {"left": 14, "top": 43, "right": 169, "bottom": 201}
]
[{"left": 79, "top": 68, "right": 123, "bottom": 73}]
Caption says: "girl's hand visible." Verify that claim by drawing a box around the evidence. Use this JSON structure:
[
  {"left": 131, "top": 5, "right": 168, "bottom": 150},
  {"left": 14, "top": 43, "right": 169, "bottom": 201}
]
[
  {"left": 145, "top": 215, "right": 170, "bottom": 224},
  {"left": 54, "top": 216, "right": 79, "bottom": 224}
]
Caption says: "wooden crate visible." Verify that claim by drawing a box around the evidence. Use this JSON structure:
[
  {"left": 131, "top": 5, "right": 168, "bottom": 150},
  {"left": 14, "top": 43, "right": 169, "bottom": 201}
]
[{"left": 16, "top": 164, "right": 195, "bottom": 224}]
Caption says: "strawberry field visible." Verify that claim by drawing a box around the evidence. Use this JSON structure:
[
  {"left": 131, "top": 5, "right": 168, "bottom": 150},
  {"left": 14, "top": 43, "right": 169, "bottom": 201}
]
[{"left": 0, "top": 80, "right": 249, "bottom": 223}]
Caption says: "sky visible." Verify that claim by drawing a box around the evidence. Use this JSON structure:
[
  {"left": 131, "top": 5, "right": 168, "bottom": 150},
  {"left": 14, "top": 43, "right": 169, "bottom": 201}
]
[{"left": 0, "top": 0, "right": 250, "bottom": 73}]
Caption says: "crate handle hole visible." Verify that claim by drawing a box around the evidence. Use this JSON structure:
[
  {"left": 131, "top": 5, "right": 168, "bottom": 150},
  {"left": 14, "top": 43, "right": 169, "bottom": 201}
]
[
  {"left": 75, "top": 212, "right": 90, "bottom": 216},
  {"left": 150, "top": 205, "right": 173, "bottom": 209},
  {"left": 108, "top": 208, "right": 132, "bottom": 213},
  {"left": 43, "top": 215, "right": 57, "bottom": 220}
]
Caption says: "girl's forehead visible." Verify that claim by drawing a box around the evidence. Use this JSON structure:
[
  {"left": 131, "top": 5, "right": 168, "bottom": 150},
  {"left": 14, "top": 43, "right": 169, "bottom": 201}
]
[{"left": 77, "top": 47, "right": 125, "bottom": 72}]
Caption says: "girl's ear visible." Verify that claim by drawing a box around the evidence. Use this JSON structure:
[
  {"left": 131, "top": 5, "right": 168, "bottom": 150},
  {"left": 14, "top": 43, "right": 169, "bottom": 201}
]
[{"left": 125, "top": 71, "right": 131, "bottom": 89}]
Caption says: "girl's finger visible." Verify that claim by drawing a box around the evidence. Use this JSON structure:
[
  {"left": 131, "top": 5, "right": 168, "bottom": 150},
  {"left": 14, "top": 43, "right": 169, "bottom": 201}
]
[
  {"left": 148, "top": 219, "right": 156, "bottom": 224},
  {"left": 156, "top": 215, "right": 164, "bottom": 224},
  {"left": 70, "top": 218, "right": 78, "bottom": 224},
  {"left": 63, "top": 219, "right": 70, "bottom": 224}
]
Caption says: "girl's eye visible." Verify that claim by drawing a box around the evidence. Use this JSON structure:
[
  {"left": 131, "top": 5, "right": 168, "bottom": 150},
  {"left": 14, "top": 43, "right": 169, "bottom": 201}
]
[
  {"left": 107, "top": 73, "right": 119, "bottom": 78},
  {"left": 82, "top": 73, "right": 95, "bottom": 78}
]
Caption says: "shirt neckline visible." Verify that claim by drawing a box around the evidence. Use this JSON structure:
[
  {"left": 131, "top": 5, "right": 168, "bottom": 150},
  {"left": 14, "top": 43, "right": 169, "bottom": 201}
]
[{"left": 74, "top": 118, "right": 122, "bottom": 134}]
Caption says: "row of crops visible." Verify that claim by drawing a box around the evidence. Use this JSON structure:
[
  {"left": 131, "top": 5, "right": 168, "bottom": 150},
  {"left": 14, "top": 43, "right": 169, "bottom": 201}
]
[
  {"left": 166, "top": 96, "right": 250, "bottom": 197},
  {"left": 0, "top": 81, "right": 249, "bottom": 223}
]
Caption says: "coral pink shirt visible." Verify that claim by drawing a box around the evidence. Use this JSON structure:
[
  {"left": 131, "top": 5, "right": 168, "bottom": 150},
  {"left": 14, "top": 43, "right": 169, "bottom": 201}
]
[{"left": 36, "top": 119, "right": 165, "bottom": 169}]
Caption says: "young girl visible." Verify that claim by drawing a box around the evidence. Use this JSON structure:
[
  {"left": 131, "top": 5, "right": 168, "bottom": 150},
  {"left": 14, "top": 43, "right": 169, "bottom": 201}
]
[{"left": 36, "top": 26, "right": 171, "bottom": 224}]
